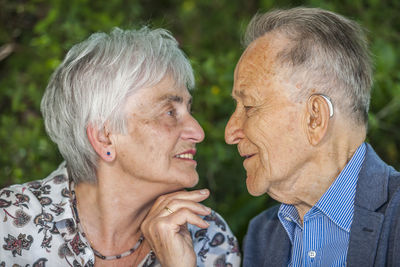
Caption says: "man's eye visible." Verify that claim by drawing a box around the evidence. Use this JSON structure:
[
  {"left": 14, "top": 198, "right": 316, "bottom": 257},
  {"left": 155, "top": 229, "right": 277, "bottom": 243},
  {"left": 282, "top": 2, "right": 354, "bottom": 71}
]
[{"left": 244, "top": 106, "right": 253, "bottom": 112}]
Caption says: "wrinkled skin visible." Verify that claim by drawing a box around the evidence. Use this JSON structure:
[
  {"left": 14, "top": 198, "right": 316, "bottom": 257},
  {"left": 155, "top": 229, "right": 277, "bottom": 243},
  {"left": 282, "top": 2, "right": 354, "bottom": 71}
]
[
  {"left": 224, "top": 33, "right": 366, "bottom": 221},
  {"left": 225, "top": 34, "right": 312, "bottom": 200},
  {"left": 79, "top": 76, "right": 211, "bottom": 266}
]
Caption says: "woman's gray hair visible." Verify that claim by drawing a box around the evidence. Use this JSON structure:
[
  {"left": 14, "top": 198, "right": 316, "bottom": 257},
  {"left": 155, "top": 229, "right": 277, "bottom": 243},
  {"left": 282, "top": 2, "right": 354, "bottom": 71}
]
[
  {"left": 244, "top": 7, "right": 372, "bottom": 125},
  {"left": 41, "top": 27, "right": 194, "bottom": 184}
]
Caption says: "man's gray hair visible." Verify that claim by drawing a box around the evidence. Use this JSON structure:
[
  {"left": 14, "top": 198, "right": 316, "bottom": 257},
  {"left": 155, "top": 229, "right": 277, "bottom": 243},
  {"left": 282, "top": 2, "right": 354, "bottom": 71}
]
[
  {"left": 244, "top": 7, "right": 372, "bottom": 125},
  {"left": 41, "top": 27, "right": 194, "bottom": 184}
]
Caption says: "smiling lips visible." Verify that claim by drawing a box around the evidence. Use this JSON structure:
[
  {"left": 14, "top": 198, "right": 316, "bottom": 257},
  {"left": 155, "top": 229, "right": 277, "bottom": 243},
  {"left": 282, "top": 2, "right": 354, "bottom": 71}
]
[
  {"left": 242, "top": 153, "right": 256, "bottom": 159},
  {"left": 174, "top": 149, "right": 196, "bottom": 160}
]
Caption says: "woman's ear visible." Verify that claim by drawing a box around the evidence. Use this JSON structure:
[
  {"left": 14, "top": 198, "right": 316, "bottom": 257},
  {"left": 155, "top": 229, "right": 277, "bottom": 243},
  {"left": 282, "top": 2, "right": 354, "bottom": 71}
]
[
  {"left": 305, "top": 95, "right": 331, "bottom": 146},
  {"left": 86, "top": 124, "right": 115, "bottom": 162}
]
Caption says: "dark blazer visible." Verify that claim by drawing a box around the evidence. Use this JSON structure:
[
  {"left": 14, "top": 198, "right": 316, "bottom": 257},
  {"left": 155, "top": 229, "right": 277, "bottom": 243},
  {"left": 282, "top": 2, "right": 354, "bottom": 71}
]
[{"left": 243, "top": 143, "right": 400, "bottom": 267}]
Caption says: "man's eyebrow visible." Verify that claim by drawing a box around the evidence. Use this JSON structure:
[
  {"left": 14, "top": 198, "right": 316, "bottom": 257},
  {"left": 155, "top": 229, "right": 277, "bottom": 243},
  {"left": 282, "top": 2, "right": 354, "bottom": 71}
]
[{"left": 232, "top": 89, "right": 247, "bottom": 99}]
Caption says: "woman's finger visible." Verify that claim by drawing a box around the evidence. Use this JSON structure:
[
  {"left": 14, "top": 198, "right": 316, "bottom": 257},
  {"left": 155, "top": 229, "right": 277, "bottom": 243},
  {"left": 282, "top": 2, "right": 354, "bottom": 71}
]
[
  {"left": 165, "top": 208, "right": 210, "bottom": 230},
  {"left": 159, "top": 199, "right": 211, "bottom": 217},
  {"left": 153, "top": 189, "right": 209, "bottom": 207},
  {"left": 144, "top": 208, "right": 210, "bottom": 237},
  {"left": 149, "top": 189, "right": 210, "bottom": 215}
]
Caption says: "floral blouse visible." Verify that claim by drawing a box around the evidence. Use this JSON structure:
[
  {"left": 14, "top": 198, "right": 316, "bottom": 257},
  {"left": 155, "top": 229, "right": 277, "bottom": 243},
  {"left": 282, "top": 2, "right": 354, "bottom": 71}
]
[{"left": 0, "top": 163, "right": 241, "bottom": 266}]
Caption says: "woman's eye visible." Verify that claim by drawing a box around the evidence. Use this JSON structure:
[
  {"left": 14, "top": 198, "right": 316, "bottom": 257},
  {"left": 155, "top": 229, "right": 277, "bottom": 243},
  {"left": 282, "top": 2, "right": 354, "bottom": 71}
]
[{"left": 167, "top": 109, "right": 176, "bottom": 117}]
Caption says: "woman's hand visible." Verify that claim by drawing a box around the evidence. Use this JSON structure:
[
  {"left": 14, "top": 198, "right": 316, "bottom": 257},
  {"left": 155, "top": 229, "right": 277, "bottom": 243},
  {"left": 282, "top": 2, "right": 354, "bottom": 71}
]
[{"left": 140, "top": 189, "right": 211, "bottom": 267}]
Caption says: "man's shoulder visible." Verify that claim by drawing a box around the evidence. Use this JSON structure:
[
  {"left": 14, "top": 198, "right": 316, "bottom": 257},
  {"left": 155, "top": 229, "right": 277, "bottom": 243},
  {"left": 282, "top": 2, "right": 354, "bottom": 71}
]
[
  {"left": 349, "top": 149, "right": 400, "bottom": 266},
  {"left": 388, "top": 166, "right": 400, "bottom": 194},
  {"left": 243, "top": 204, "right": 290, "bottom": 267},
  {"left": 248, "top": 204, "right": 280, "bottom": 231},
  {"left": 245, "top": 204, "right": 284, "bottom": 248},
  {"left": 357, "top": 144, "right": 400, "bottom": 209},
  {"left": 382, "top": 168, "right": 400, "bottom": 214}
]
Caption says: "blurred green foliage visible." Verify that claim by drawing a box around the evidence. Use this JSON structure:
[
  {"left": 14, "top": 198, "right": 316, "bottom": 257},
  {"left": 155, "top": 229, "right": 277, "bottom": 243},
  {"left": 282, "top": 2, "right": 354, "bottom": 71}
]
[{"left": 1, "top": 0, "right": 399, "bottom": 247}]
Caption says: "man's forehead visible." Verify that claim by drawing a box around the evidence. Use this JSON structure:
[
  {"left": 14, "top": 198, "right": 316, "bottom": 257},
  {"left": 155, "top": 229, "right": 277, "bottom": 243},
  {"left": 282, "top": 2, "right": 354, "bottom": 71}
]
[
  {"left": 236, "top": 37, "right": 280, "bottom": 77},
  {"left": 232, "top": 36, "right": 286, "bottom": 101}
]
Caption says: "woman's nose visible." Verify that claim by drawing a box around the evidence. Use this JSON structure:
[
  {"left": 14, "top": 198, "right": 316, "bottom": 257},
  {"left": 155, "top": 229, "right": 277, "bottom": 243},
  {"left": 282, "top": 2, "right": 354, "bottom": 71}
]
[{"left": 181, "top": 114, "right": 205, "bottom": 143}]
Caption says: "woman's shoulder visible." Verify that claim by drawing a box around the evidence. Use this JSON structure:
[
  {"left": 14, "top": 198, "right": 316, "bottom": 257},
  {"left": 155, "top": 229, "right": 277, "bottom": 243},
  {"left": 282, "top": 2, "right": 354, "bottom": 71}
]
[
  {"left": 189, "top": 210, "right": 241, "bottom": 267},
  {"left": 0, "top": 162, "right": 76, "bottom": 263},
  {"left": 0, "top": 162, "right": 70, "bottom": 213}
]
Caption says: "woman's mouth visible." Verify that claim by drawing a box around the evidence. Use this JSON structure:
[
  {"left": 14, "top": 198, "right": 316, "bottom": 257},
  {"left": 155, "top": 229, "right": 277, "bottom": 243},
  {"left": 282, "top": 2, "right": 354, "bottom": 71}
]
[
  {"left": 174, "top": 153, "right": 194, "bottom": 160},
  {"left": 174, "top": 149, "right": 196, "bottom": 160}
]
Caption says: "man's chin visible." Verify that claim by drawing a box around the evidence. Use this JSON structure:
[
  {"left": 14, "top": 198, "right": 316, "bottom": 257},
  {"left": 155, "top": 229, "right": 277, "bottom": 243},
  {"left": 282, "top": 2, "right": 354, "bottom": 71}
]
[{"left": 246, "top": 176, "right": 266, "bottom": 196}]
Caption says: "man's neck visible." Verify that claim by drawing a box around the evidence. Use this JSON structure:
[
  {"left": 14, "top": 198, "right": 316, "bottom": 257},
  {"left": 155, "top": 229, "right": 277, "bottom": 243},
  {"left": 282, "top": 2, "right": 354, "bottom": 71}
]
[{"left": 292, "top": 125, "right": 366, "bottom": 222}]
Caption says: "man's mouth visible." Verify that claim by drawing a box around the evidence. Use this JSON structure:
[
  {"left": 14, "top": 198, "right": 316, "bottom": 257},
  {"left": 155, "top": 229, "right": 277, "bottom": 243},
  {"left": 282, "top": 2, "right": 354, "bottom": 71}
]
[{"left": 242, "top": 153, "right": 256, "bottom": 159}]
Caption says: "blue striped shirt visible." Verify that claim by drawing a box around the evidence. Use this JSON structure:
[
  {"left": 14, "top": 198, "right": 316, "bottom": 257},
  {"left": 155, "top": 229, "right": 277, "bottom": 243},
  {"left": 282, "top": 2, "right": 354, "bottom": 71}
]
[{"left": 278, "top": 143, "right": 366, "bottom": 266}]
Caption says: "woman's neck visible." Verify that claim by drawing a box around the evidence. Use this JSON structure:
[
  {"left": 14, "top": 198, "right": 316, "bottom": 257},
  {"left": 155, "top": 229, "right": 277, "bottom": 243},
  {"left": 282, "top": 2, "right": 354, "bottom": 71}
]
[{"left": 73, "top": 168, "right": 169, "bottom": 255}]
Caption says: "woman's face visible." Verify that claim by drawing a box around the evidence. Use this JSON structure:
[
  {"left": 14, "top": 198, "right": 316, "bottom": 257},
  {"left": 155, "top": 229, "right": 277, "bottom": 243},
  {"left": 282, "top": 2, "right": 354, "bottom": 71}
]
[{"left": 112, "top": 76, "right": 204, "bottom": 190}]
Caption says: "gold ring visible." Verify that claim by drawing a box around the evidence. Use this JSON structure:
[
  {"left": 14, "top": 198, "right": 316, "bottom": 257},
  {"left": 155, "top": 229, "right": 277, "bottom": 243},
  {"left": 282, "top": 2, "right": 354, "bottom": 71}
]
[{"left": 164, "top": 206, "right": 174, "bottom": 214}]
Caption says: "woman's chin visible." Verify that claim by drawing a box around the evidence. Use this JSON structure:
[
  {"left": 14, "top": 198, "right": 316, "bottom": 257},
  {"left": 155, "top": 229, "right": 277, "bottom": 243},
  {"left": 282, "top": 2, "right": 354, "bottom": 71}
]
[
  {"left": 183, "top": 175, "right": 199, "bottom": 189},
  {"left": 160, "top": 173, "right": 199, "bottom": 190}
]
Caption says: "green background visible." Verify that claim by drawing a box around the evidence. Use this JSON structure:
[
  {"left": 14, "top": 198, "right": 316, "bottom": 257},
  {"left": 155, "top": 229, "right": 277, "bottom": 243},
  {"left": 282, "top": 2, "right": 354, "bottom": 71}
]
[{"left": 1, "top": 0, "right": 400, "bottom": 247}]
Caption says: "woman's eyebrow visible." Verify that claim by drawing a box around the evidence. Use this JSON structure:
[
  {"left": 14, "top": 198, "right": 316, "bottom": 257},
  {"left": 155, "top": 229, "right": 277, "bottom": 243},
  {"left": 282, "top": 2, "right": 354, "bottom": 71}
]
[
  {"left": 158, "top": 94, "right": 183, "bottom": 104},
  {"left": 158, "top": 94, "right": 193, "bottom": 106}
]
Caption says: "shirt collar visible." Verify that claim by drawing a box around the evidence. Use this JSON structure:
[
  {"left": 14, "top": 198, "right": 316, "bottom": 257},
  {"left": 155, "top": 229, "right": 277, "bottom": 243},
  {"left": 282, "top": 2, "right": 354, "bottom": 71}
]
[
  {"left": 278, "top": 204, "right": 301, "bottom": 244},
  {"left": 315, "top": 142, "right": 366, "bottom": 232}
]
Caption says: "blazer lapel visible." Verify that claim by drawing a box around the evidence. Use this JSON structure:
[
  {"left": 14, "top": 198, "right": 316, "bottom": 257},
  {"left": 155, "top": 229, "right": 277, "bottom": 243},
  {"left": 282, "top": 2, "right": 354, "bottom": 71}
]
[
  {"left": 347, "top": 144, "right": 389, "bottom": 266},
  {"left": 263, "top": 222, "right": 291, "bottom": 267},
  {"left": 347, "top": 206, "right": 384, "bottom": 266}
]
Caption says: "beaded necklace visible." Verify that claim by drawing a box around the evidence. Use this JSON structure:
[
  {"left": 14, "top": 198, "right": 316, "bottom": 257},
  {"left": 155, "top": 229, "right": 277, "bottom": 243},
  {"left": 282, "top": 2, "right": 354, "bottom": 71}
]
[{"left": 70, "top": 182, "right": 144, "bottom": 260}]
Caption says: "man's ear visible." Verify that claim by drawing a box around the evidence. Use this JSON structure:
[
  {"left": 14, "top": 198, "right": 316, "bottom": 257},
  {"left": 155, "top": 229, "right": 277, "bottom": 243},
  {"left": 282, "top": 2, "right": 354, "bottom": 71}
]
[
  {"left": 305, "top": 95, "right": 331, "bottom": 146},
  {"left": 86, "top": 124, "right": 115, "bottom": 162}
]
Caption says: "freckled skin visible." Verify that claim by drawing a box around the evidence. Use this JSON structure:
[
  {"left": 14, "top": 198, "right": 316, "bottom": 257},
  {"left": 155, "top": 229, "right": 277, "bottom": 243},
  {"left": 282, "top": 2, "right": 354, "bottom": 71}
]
[
  {"left": 112, "top": 76, "right": 205, "bottom": 191},
  {"left": 225, "top": 32, "right": 367, "bottom": 220},
  {"left": 225, "top": 33, "right": 313, "bottom": 203}
]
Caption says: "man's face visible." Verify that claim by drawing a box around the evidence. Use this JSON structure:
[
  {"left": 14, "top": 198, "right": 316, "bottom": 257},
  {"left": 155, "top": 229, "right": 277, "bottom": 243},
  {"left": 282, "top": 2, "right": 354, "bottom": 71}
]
[
  {"left": 112, "top": 75, "right": 205, "bottom": 191},
  {"left": 225, "top": 35, "right": 310, "bottom": 199}
]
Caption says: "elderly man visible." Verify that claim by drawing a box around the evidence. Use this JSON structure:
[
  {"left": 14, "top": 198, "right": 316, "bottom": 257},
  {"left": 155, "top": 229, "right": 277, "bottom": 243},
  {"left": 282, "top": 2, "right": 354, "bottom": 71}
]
[{"left": 225, "top": 7, "right": 400, "bottom": 267}]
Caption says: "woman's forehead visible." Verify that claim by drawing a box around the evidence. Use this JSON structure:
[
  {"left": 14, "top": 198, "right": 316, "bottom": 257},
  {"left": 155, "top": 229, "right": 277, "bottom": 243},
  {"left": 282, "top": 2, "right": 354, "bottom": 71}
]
[{"left": 124, "top": 77, "right": 191, "bottom": 111}]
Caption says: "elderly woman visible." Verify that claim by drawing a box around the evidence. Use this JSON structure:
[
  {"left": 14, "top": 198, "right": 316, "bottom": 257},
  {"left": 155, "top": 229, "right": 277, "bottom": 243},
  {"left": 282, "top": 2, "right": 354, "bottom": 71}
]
[{"left": 0, "top": 27, "right": 240, "bottom": 266}]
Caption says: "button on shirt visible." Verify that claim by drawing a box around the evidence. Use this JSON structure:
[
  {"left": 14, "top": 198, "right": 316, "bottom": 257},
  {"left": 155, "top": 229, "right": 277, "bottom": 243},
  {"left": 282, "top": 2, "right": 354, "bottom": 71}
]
[{"left": 278, "top": 143, "right": 366, "bottom": 266}]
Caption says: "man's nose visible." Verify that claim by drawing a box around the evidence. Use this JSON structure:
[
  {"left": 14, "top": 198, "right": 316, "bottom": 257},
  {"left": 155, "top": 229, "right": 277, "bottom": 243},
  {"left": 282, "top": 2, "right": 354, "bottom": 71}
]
[{"left": 225, "top": 109, "right": 245, "bottom": 145}]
